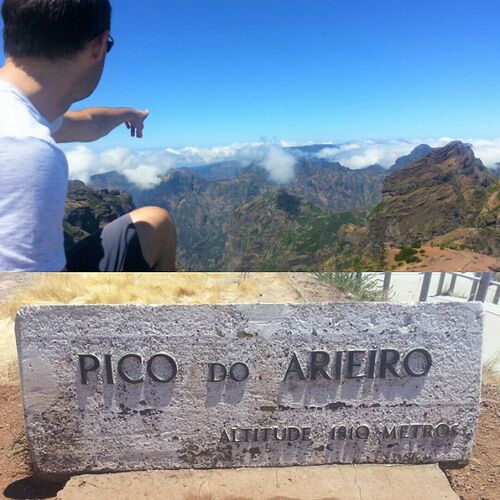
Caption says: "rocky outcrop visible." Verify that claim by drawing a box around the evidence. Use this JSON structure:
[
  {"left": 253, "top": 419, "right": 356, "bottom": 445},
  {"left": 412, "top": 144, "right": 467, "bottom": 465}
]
[
  {"left": 64, "top": 181, "right": 135, "bottom": 249},
  {"left": 463, "top": 182, "right": 500, "bottom": 256},
  {"left": 390, "top": 144, "right": 433, "bottom": 172},
  {"left": 368, "top": 142, "right": 496, "bottom": 254},
  {"left": 290, "top": 160, "right": 385, "bottom": 212}
]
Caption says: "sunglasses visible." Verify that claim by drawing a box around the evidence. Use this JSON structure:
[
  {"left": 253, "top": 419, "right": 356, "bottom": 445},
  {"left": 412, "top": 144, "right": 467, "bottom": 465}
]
[
  {"left": 106, "top": 34, "right": 115, "bottom": 54},
  {"left": 89, "top": 32, "right": 115, "bottom": 54}
]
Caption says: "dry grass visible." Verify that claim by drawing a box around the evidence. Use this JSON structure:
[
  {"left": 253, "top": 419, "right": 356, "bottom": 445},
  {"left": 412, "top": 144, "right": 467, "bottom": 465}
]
[
  {"left": 0, "top": 273, "right": 307, "bottom": 322},
  {"left": 483, "top": 351, "right": 500, "bottom": 384},
  {"left": 1, "top": 273, "right": 333, "bottom": 385},
  {"left": 10, "top": 430, "right": 30, "bottom": 463}
]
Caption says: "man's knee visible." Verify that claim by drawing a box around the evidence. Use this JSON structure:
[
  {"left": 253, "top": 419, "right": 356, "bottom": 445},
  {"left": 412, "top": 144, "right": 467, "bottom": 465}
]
[
  {"left": 130, "top": 206, "right": 175, "bottom": 231},
  {"left": 129, "top": 206, "right": 176, "bottom": 270}
]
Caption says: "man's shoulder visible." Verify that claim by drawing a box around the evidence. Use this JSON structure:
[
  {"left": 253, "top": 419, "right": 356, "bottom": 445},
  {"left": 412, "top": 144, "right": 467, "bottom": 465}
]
[
  {"left": 0, "top": 88, "right": 55, "bottom": 143},
  {"left": 0, "top": 136, "right": 68, "bottom": 207},
  {"left": 0, "top": 135, "right": 63, "bottom": 155},
  {"left": 0, "top": 136, "right": 67, "bottom": 173}
]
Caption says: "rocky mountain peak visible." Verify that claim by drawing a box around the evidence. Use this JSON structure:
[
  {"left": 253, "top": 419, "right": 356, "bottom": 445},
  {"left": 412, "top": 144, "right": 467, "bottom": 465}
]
[
  {"left": 390, "top": 144, "right": 433, "bottom": 172},
  {"left": 368, "top": 141, "right": 497, "bottom": 253},
  {"left": 384, "top": 141, "right": 493, "bottom": 197}
]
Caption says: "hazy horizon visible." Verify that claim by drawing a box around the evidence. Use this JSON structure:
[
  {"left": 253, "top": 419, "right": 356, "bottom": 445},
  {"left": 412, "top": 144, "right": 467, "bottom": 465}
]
[{"left": 65, "top": 136, "right": 500, "bottom": 189}]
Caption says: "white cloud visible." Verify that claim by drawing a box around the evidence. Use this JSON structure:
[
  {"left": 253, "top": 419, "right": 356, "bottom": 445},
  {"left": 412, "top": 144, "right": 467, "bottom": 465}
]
[
  {"left": 65, "top": 145, "right": 99, "bottom": 182},
  {"left": 66, "top": 141, "right": 297, "bottom": 187},
  {"left": 65, "top": 146, "right": 178, "bottom": 185},
  {"left": 164, "top": 145, "right": 240, "bottom": 165},
  {"left": 162, "top": 140, "right": 299, "bottom": 166},
  {"left": 261, "top": 145, "right": 296, "bottom": 184},
  {"left": 315, "top": 138, "right": 500, "bottom": 169},
  {"left": 468, "top": 138, "right": 500, "bottom": 168},
  {"left": 316, "top": 140, "right": 425, "bottom": 169},
  {"left": 122, "top": 164, "right": 164, "bottom": 189},
  {"left": 65, "top": 138, "right": 500, "bottom": 189}
]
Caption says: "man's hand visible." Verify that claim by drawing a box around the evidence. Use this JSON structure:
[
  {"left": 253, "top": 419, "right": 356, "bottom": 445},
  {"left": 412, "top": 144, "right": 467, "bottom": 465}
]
[
  {"left": 125, "top": 109, "right": 150, "bottom": 139},
  {"left": 52, "top": 107, "right": 150, "bottom": 143}
]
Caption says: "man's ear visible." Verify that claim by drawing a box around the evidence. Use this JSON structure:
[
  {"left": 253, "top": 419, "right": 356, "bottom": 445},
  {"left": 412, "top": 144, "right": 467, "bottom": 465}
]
[{"left": 86, "top": 31, "right": 108, "bottom": 62}]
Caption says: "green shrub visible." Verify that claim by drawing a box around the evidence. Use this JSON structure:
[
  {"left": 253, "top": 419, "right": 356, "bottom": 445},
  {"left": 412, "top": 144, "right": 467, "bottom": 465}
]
[
  {"left": 405, "top": 256, "right": 422, "bottom": 264},
  {"left": 315, "top": 273, "right": 390, "bottom": 301},
  {"left": 395, "top": 246, "right": 418, "bottom": 262}
]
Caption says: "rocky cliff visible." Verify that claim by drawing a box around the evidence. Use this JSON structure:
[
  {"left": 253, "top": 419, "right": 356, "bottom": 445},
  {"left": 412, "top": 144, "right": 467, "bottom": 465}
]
[
  {"left": 64, "top": 181, "right": 135, "bottom": 249},
  {"left": 389, "top": 144, "right": 433, "bottom": 172},
  {"left": 367, "top": 141, "right": 496, "bottom": 255}
]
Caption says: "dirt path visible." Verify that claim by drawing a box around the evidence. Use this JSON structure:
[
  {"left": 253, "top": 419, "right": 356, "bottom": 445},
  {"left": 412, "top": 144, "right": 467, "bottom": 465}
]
[
  {"left": 387, "top": 246, "right": 500, "bottom": 272},
  {"left": 442, "top": 382, "right": 500, "bottom": 499},
  {"left": 0, "top": 386, "right": 62, "bottom": 499}
]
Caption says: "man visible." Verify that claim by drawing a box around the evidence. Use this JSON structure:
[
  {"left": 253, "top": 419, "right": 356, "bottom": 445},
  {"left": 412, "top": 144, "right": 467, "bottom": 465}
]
[{"left": 0, "top": 0, "right": 176, "bottom": 272}]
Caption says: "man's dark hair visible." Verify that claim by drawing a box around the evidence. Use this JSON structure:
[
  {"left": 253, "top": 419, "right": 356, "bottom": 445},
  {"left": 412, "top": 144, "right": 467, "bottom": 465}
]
[{"left": 2, "top": 0, "right": 112, "bottom": 60}]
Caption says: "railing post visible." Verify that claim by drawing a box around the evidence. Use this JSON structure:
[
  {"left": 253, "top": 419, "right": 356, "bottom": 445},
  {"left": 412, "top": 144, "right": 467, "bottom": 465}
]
[
  {"left": 419, "top": 273, "right": 432, "bottom": 302},
  {"left": 436, "top": 273, "right": 446, "bottom": 296},
  {"left": 448, "top": 273, "right": 457, "bottom": 295},
  {"left": 383, "top": 273, "right": 392, "bottom": 292},
  {"left": 475, "top": 272, "right": 493, "bottom": 303},
  {"left": 494, "top": 285, "right": 500, "bottom": 305},
  {"left": 468, "top": 273, "right": 481, "bottom": 301}
]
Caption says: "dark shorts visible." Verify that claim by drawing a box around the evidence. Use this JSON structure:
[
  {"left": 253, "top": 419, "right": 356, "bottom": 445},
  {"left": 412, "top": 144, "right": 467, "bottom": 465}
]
[{"left": 65, "top": 214, "right": 151, "bottom": 272}]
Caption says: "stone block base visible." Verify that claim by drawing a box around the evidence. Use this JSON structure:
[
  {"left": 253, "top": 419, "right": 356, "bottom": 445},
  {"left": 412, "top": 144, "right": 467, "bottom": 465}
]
[{"left": 57, "top": 464, "right": 458, "bottom": 500}]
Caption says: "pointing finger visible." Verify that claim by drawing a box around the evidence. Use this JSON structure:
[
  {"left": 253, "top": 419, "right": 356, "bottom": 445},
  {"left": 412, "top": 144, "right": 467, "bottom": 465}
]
[{"left": 137, "top": 122, "right": 145, "bottom": 138}]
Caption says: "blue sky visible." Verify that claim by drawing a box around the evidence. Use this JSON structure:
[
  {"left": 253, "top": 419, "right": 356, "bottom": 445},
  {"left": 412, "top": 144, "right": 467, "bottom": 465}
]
[{"left": 1, "top": 0, "right": 500, "bottom": 151}]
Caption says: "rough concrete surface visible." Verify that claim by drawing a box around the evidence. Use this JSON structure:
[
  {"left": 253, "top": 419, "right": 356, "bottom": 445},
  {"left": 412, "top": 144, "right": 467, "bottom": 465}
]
[
  {"left": 57, "top": 464, "right": 459, "bottom": 500},
  {"left": 15, "top": 303, "right": 483, "bottom": 480}
]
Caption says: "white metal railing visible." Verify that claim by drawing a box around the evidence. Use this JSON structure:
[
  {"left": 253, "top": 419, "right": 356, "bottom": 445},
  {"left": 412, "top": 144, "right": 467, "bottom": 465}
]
[{"left": 382, "top": 272, "right": 499, "bottom": 304}]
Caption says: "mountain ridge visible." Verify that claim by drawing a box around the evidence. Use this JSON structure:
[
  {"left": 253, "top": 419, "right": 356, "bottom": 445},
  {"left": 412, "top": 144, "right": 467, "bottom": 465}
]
[{"left": 69, "top": 141, "right": 500, "bottom": 270}]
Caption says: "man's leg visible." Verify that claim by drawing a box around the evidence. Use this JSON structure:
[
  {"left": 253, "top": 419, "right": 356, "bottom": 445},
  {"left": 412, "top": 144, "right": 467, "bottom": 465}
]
[
  {"left": 65, "top": 206, "right": 176, "bottom": 272},
  {"left": 129, "top": 206, "right": 177, "bottom": 272}
]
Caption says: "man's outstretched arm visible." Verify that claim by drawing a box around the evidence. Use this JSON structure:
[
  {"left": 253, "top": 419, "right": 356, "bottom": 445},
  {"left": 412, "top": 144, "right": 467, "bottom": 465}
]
[{"left": 52, "top": 107, "right": 149, "bottom": 143}]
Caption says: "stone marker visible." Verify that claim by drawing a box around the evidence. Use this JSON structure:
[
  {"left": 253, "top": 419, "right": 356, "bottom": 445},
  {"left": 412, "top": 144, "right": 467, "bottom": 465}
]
[{"left": 15, "top": 303, "right": 482, "bottom": 481}]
